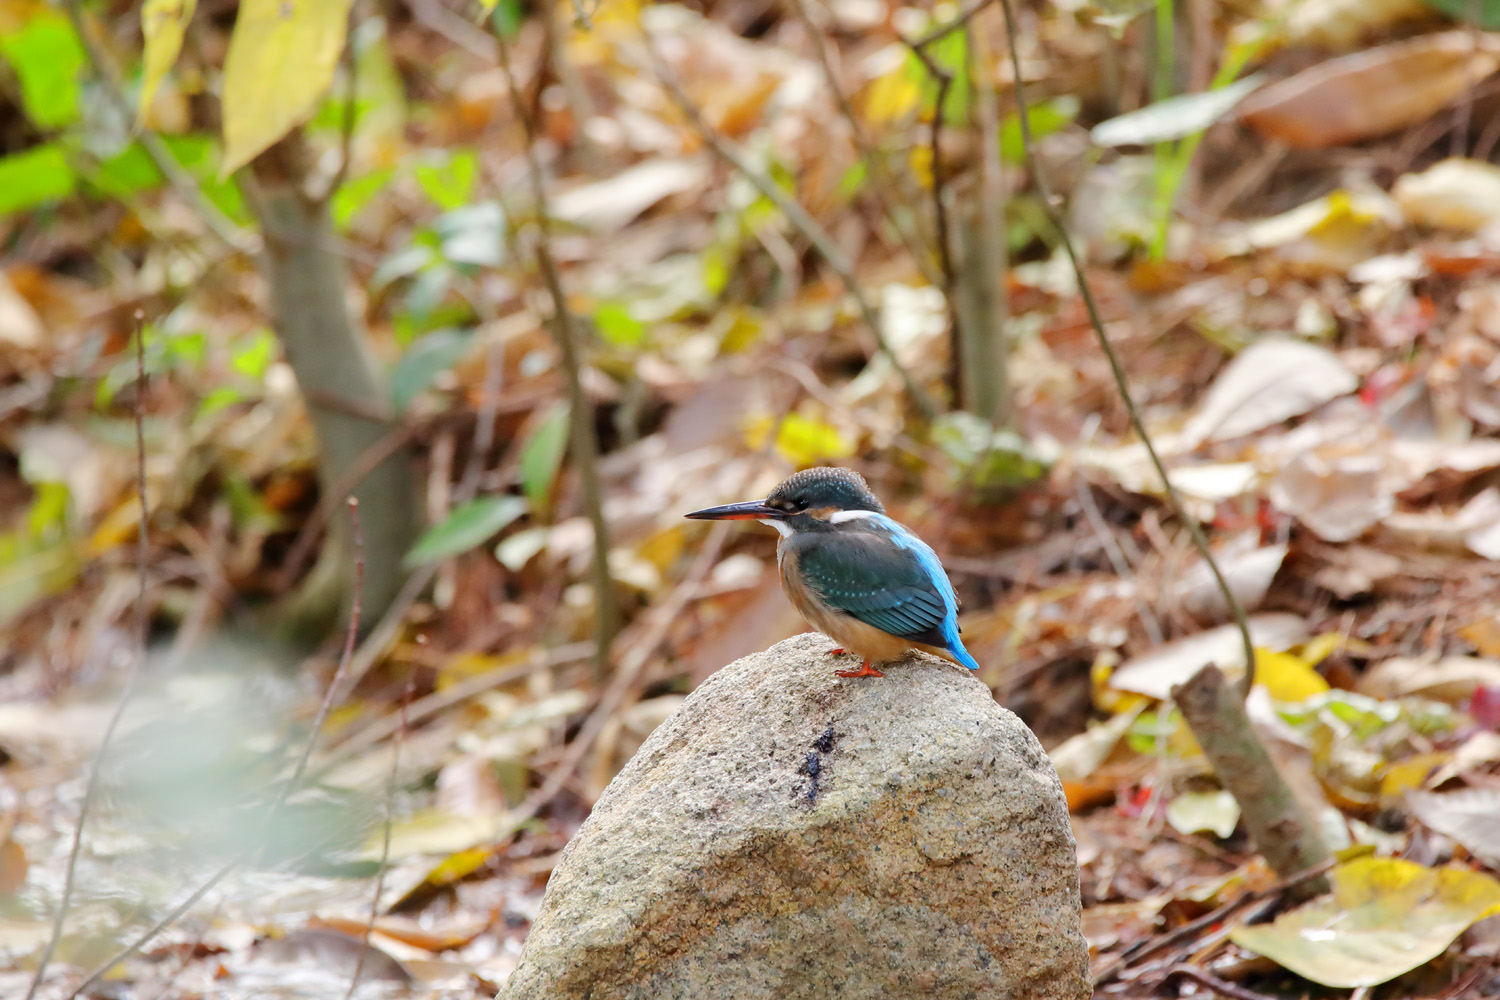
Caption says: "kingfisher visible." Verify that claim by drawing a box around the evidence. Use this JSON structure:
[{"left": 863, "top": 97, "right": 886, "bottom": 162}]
[{"left": 685, "top": 467, "right": 979, "bottom": 678}]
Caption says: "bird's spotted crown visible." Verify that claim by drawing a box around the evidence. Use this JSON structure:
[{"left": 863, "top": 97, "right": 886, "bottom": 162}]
[{"left": 765, "top": 467, "right": 885, "bottom": 515}]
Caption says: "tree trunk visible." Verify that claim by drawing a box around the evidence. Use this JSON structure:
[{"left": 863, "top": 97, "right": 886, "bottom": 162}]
[{"left": 242, "top": 133, "right": 418, "bottom": 632}]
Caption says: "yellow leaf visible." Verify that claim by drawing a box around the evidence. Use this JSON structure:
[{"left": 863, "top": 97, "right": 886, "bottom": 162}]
[
  {"left": 88, "top": 495, "right": 142, "bottom": 556},
  {"left": 1379, "top": 751, "right": 1448, "bottom": 801},
  {"left": 437, "top": 650, "right": 526, "bottom": 691},
  {"left": 1255, "top": 648, "right": 1330, "bottom": 702},
  {"left": 138, "top": 0, "right": 196, "bottom": 125},
  {"left": 742, "top": 412, "right": 855, "bottom": 467},
  {"left": 863, "top": 68, "right": 921, "bottom": 126},
  {"left": 1232, "top": 857, "right": 1500, "bottom": 988},
  {"left": 1298, "top": 631, "right": 1344, "bottom": 666},
  {"left": 220, "top": 0, "right": 354, "bottom": 175},
  {"left": 1090, "top": 654, "right": 1149, "bottom": 715}
]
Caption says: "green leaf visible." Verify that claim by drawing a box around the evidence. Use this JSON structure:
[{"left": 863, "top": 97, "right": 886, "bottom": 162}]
[
  {"left": 86, "top": 143, "right": 166, "bottom": 200},
  {"left": 230, "top": 329, "right": 278, "bottom": 379},
  {"left": 1418, "top": 0, "right": 1500, "bottom": 27},
  {"left": 1231, "top": 857, "right": 1500, "bottom": 987},
  {"left": 593, "top": 302, "right": 646, "bottom": 347},
  {"left": 520, "top": 402, "right": 570, "bottom": 511},
  {"left": 0, "top": 13, "right": 85, "bottom": 129},
  {"left": 906, "top": 27, "right": 969, "bottom": 124},
  {"left": 332, "top": 167, "right": 394, "bottom": 230},
  {"left": 390, "top": 328, "right": 472, "bottom": 411},
  {"left": 160, "top": 135, "right": 251, "bottom": 223},
  {"left": 0, "top": 145, "right": 76, "bottom": 215},
  {"left": 1090, "top": 75, "right": 1263, "bottom": 147},
  {"left": 139, "top": 0, "right": 197, "bottom": 124},
  {"left": 435, "top": 202, "right": 506, "bottom": 267},
  {"left": 405, "top": 496, "right": 527, "bottom": 567},
  {"left": 220, "top": 0, "right": 356, "bottom": 174},
  {"left": 1000, "top": 96, "right": 1079, "bottom": 164},
  {"left": 490, "top": 0, "right": 523, "bottom": 35},
  {"left": 414, "top": 149, "right": 478, "bottom": 211}
]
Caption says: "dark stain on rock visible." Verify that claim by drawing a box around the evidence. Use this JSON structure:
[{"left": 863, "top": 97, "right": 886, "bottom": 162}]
[{"left": 799, "top": 728, "right": 838, "bottom": 804}]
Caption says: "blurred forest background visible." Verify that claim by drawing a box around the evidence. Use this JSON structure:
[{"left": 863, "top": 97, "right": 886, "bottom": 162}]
[{"left": 4, "top": 0, "right": 1500, "bottom": 996}]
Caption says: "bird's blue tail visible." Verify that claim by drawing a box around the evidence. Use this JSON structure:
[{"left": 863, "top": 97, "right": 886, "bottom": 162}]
[{"left": 950, "top": 641, "right": 980, "bottom": 671}]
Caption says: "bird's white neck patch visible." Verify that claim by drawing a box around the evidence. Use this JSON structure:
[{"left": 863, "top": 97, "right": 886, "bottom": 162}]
[
  {"left": 829, "top": 509, "right": 878, "bottom": 524},
  {"left": 761, "top": 518, "right": 794, "bottom": 538}
]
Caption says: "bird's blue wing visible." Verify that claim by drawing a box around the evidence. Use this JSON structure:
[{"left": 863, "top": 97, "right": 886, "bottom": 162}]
[{"left": 790, "top": 520, "right": 955, "bottom": 649}]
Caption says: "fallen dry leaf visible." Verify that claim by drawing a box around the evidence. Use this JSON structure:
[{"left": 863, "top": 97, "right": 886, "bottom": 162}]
[
  {"left": 1408, "top": 788, "right": 1500, "bottom": 869},
  {"left": 1237, "top": 32, "right": 1500, "bottom": 149},
  {"left": 1393, "top": 158, "right": 1500, "bottom": 232},
  {"left": 1181, "top": 338, "right": 1357, "bottom": 447},
  {"left": 1110, "top": 613, "right": 1309, "bottom": 700}
]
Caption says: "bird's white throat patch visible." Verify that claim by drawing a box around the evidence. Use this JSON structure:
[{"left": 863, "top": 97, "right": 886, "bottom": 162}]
[
  {"left": 828, "top": 509, "right": 878, "bottom": 524},
  {"left": 761, "top": 518, "right": 794, "bottom": 537}
]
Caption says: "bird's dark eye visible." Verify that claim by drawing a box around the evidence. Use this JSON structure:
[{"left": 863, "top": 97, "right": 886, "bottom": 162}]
[{"left": 793, "top": 497, "right": 810, "bottom": 510}]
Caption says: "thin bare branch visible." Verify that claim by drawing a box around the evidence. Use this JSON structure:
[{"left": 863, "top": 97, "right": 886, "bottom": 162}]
[
  {"left": 994, "top": 0, "right": 1256, "bottom": 695},
  {"left": 342, "top": 681, "right": 404, "bottom": 1000},
  {"left": 907, "top": 0, "right": 998, "bottom": 50},
  {"left": 68, "top": 500, "right": 368, "bottom": 997},
  {"left": 641, "top": 30, "right": 941, "bottom": 420},
  {"left": 26, "top": 320, "right": 153, "bottom": 1000},
  {"left": 496, "top": 27, "right": 619, "bottom": 682},
  {"left": 788, "top": 0, "right": 940, "bottom": 285}
]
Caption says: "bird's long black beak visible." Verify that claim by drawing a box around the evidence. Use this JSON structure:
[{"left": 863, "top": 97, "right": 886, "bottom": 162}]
[{"left": 684, "top": 498, "right": 782, "bottom": 521}]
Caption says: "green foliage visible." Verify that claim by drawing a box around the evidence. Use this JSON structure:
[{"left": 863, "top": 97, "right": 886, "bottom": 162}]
[
  {"left": 0, "top": 145, "right": 76, "bottom": 215},
  {"left": 332, "top": 167, "right": 395, "bottom": 230},
  {"left": 96, "top": 325, "right": 210, "bottom": 409},
  {"left": 1089, "top": 77, "right": 1262, "bottom": 147},
  {"left": 593, "top": 302, "right": 647, "bottom": 348},
  {"left": 404, "top": 495, "right": 528, "bottom": 567},
  {"left": 0, "top": 12, "right": 84, "bottom": 129},
  {"left": 932, "top": 413, "right": 1050, "bottom": 490},
  {"left": 906, "top": 27, "right": 969, "bottom": 124},
  {"left": 414, "top": 149, "right": 479, "bottom": 211},
  {"left": 1418, "top": 0, "right": 1500, "bottom": 27},
  {"left": 390, "top": 328, "right": 473, "bottom": 411},
  {"left": 520, "top": 402, "right": 571, "bottom": 512},
  {"left": 434, "top": 202, "right": 507, "bottom": 267},
  {"left": 1000, "top": 96, "right": 1079, "bottom": 164},
  {"left": 490, "top": 0, "right": 524, "bottom": 37}
]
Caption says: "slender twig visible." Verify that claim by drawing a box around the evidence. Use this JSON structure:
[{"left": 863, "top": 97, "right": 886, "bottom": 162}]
[
  {"left": 1092, "top": 857, "right": 1335, "bottom": 985},
  {"left": 900, "top": 37, "right": 962, "bottom": 392},
  {"left": 906, "top": 0, "right": 998, "bottom": 49},
  {"left": 342, "top": 681, "right": 404, "bottom": 1000},
  {"left": 26, "top": 322, "right": 154, "bottom": 1000},
  {"left": 496, "top": 28, "right": 618, "bottom": 683},
  {"left": 67, "top": 500, "right": 367, "bottom": 998},
  {"left": 995, "top": 0, "right": 1256, "bottom": 694},
  {"left": 60, "top": 0, "right": 254, "bottom": 253},
  {"left": 321, "top": 27, "right": 361, "bottom": 205},
  {"left": 514, "top": 520, "right": 731, "bottom": 818},
  {"left": 274, "top": 418, "right": 426, "bottom": 593},
  {"left": 316, "top": 642, "right": 593, "bottom": 773},
  {"left": 788, "top": 0, "right": 939, "bottom": 285},
  {"left": 640, "top": 32, "right": 940, "bottom": 420},
  {"left": 1164, "top": 965, "right": 1279, "bottom": 1000}
]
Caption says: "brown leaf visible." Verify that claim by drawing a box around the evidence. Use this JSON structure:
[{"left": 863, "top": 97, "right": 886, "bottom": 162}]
[{"left": 1238, "top": 32, "right": 1500, "bottom": 148}]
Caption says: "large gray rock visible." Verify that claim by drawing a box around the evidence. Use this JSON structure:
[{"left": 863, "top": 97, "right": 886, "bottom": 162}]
[{"left": 502, "top": 633, "right": 1089, "bottom": 1000}]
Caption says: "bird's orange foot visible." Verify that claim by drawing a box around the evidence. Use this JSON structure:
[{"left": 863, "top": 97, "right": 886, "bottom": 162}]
[
  {"left": 827, "top": 647, "right": 847, "bottom": 656},
  {"left": 836, "top": 660, "right": 884, "bottom": 678}
]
